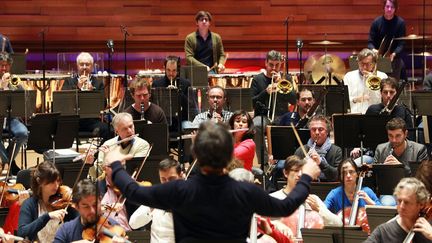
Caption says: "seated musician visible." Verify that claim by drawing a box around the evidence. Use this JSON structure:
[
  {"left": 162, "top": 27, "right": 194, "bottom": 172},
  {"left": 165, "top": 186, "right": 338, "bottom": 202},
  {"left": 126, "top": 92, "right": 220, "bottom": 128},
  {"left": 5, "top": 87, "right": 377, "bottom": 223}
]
[
  {"left": 415, "top": 161, "right": 432, "bottom": 240},
  {"left": 61, "top": 52, "right": 110, "bottom": 142},
  {"left": 124, "top": 77, "right": 167, "bottom": 124},
  {"left": 129, "top": 158, "right": 183, "bottom": 242},
  {"left": 279, "top": 88, "right": 317, "bottom": 127},
  {"left": 228, "top": 110, "right": 256, "bottom": 171},
  {"left": 365, "top": 177, "right": 432, "bottom": 243},
  {"left": 366, "top": 77, "right": 412, "bottom": 127},
  {"left": 54, "top": 179, "right": 126, "bottom": 243},
  {"left": 88, "top": 112, "right": 150, "bottom": 180},
  {"left": 294, "top": 115, "right": 342, "bottom": 182},
  {"left": 266, "top": 155, "right": 340, "bottom": 241},
  {"left": 18, "top": 162, "right": 79, "bottom": 242},
  {"left": 0, "top": 51, "right": 28, "bottom": 175},
  {"left": 190, "top": 85, "right": 233, "bottom": 126},
  {"left": 324, "top": 159, "right": 381, "bottom": 228},
  {"left": 374, "top": 117, "right": 428, "bottom": 176},
  {"left": 104, "top": 121, "right": 321, "bottom": 242},
  {"left": 344, "top": 48, "right": 387, "bottom": 114},
  {"left": 152, "top": 56, "right": 191, "bottom": 125}
]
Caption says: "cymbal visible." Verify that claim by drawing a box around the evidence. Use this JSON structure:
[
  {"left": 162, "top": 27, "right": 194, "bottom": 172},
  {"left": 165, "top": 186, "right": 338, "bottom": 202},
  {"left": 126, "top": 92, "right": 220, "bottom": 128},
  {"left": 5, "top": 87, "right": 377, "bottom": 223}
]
[
  {"left": 394, "top": 34, "right": 430, "bottom": 40},
  {"left": 311, "top": 54, "right": 346, "bottom": 85},
  {"left": 303, "top": 54, "right": 322, "bottom": 83},
  {"left": 309, "top": 40, "right": 343, "bottom": 45},
  {"left": 408, "top": 52, "right": 432, "bottom": 57}
]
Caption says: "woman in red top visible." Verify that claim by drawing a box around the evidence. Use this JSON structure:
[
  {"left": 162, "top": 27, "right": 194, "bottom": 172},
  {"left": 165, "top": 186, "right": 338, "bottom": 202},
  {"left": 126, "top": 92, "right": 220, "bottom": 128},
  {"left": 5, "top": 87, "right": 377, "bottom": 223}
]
[{"left": 229, "top": 110, "right": 256, "bottom": 171}]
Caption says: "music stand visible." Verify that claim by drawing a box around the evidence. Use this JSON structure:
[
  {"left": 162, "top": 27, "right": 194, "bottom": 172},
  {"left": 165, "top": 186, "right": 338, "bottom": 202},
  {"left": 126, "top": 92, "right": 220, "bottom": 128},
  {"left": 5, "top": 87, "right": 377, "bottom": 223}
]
[
  {"left": 133, "top": 121, "right": 169, "bottom": 156},
  {"left": 301, "top": 228, "right": 335, "bottom": 243},
  {"left": 365, "top": 205, "right": 397, "bottom": 232},
  {"left": 325, "top": 85, "right": 350, "bottom": 116},
  {"left": 311, "top": 182, "right": 340, "bottom": 201},
  {"left": 372, "top": 164, "right": 405, "bottom": 196},
  {"left": 225, "top": 88, "right": 253, "bottom": 112},
  {"left": 125, "top": 156, "right": 167, "bottom": 185},
  {"left": 52, "top": 90, "right": 105, "bottom": 118},
  {"left": 266, "top": 126, "right": 310, "bottom": 160},
  {"left": 180, "top": 65, "right": 208, "bottom": 87},
  {"left": 10, "top": 53, "right": 27, "bottom": 74},
  {"left": 333, "top": 114, "right": 390, "bottom": 149},
  {"left": 151, "top": 87, "right": 180, "bottom": 126},
  {"left": 412, "top": 91, "right": 432, "bottom": 116},
  {"left": 56, "top": 161, "right": 91, "bottom": 188},
  {"left": 0, "top": 90, "right": 36, "bottom": 119}
]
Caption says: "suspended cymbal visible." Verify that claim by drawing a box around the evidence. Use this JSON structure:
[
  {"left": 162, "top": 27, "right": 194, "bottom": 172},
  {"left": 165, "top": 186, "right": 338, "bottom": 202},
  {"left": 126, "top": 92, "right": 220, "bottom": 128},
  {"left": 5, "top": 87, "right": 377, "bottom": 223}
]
[
  {"left": 311, "top": 54, "right": 346, "bottom": 85},
  {"left": 303, "top": 54, "right": 322, "bottom": 83},
  {"left": 394, "top": 34, "right": 430, "bottom": 40},
  {"left": 408, "top": 52, "right": 432, "bottom": 57},
  {"left": 309, "top": 40, "right": 343, "bottom": 45}
]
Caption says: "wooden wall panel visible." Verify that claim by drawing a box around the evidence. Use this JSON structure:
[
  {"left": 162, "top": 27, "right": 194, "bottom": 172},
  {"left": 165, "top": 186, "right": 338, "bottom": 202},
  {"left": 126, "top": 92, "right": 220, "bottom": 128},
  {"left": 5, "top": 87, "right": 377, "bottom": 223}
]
[{"left": 0, "top": 0, "right": 430, "bottom": 54}]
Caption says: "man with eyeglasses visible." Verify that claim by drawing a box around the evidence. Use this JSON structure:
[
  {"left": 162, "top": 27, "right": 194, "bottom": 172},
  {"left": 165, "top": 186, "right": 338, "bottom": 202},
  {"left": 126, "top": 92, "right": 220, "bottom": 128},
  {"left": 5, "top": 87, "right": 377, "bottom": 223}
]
[
  {"left": 344, "top": 48, "right": 388, "bottom": 114},
  {"left": 191, "top": 85, "right": 232, "bottom": 126},
  {"left": 125, "top": 77, "right": 167, "bottom": 124},
  {"left": 368, "top": 0, "right": 406, "bottom": 81},
  {"left": 184, "top": 10, "right": 226, "bottom": 74}
]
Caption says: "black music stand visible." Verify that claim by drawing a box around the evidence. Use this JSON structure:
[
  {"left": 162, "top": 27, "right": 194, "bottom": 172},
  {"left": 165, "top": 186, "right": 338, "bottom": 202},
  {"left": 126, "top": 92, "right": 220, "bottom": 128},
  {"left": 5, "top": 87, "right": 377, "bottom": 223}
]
[
  {"left": 301, "top": 228, "right": 335, "bottom": 243},
  {"left": 180, "top": 65, "right": 208, "bottom": 87},
  {"left": 298, "top": 85, "right": 349, "bottom": 116},
  {"left": 372, "top": 164, "right": 405, "bottom": 196},
  {"left": 365, "top": 205, "right": 397, "bottom": 232},
  {"left": 151, "top": 87, "right": 180, "bottom": 127},
  {"left": 56, "top": 162, "right": 91, "bottom": 188},
  {"left": 225, "top": 88, "right": 253, "bottom": 112},
  {"left": 266, "top": 126, "right": 310, "bottom": 160},
  {"left": 412, "top": 92, "right": 432, "bottom": 116},
  {"left": 133, "top": 121, "right": 169, "bottom": 156},
  {"left": 52, "top": 90, "right": 105, "bottom": 118},
  {"left": 311, "top": 182, "right": 340, "bottom": 201},
  {"left": 0, "top": 90, "right": 36, "bottom": 119},
  {"left": 125, "top": 156, "right": 166, "bottom": 185}
]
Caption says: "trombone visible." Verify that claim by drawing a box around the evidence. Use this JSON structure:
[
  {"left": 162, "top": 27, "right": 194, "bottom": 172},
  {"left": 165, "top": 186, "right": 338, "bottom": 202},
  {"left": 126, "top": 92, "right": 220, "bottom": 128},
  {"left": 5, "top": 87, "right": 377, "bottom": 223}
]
[{"left": 364, "top": 62, "right": 381, "bottom": 91}]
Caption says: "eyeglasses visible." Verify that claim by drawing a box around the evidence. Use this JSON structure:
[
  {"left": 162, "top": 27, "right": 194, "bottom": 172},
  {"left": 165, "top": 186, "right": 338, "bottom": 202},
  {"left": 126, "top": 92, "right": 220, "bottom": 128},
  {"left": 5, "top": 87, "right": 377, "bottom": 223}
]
[
  {"left": 359, "top": 62, "right": 374, "bottom": 68},
  {"left": 198, "top": 17, "right": 210, "bottom": 22}
]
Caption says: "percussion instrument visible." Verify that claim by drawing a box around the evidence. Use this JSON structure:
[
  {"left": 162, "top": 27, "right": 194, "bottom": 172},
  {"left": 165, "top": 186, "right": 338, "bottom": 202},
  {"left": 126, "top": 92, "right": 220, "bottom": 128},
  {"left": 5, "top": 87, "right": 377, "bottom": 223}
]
[
  {"left": 311, "top": 54, "right": 346, "bottom": 85},
  {"left": 394, "top": 34, "right": 430, "bottom": 40},
  {"left": 309, "top": 40, "right": 343, "bottom": 45},
  {"left": 208, "top": 73, "right": 256, "bottom": 88}
]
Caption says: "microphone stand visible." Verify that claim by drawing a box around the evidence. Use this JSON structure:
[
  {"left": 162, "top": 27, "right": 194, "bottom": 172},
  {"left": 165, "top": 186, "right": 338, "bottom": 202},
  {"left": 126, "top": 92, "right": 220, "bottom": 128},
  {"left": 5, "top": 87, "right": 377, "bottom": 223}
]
[
  {"left": 39, "top": 29, "right": 48, "bottom": 113},
  {"left": 120, "top": 25, "right": 129, "bottom": 111},
  {"left": 297, "top": 39, "right": 304, "bottom": 84},
  {"left": 107, "top": 40, "right": 114, "bottom": 137},
  {"left": 284, "top": 17, "right": 289, "bottom": 76}
]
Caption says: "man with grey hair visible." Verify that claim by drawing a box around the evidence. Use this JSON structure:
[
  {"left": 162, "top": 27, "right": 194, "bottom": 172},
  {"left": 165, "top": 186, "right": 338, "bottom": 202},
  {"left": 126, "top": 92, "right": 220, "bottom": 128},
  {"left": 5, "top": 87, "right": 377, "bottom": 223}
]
[
  {"left": 344, "top": 48, "right": 388, "bottom": 114},
  {"left": 365, "top": 177, "right": 432, "bottom": 243},
  {"left": 88, "top": 112, "right": 150, "bottom": 179}
]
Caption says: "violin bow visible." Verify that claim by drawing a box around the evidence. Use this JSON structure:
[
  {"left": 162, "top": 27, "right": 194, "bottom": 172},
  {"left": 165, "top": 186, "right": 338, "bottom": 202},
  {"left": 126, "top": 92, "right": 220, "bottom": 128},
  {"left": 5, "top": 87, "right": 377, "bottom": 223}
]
[
  {"left": 185, "top": 158, "right": 198, "bottom": 179},
  {"left": 0, "top": 142, "right": 17, "bottom": 206},
  {"left": 290, "top": 122, "right": 308, "bottom": 157}
]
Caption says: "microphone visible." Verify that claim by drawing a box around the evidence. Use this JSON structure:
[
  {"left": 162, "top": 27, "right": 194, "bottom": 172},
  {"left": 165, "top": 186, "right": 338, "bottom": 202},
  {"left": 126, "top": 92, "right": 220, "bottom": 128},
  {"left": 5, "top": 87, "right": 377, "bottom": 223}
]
[
  {"left": 296, "top": 38, "right": 303, "bottom": 53},
  {"left": 107, "top": 39, "right": 114, "bottom": 53}
]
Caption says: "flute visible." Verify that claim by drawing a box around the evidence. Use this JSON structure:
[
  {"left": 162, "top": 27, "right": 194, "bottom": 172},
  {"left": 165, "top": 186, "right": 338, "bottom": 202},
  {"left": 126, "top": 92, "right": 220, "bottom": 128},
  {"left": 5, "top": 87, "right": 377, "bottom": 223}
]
[{"left": 180, "top": 128, "right": 249, "bottom": 139}]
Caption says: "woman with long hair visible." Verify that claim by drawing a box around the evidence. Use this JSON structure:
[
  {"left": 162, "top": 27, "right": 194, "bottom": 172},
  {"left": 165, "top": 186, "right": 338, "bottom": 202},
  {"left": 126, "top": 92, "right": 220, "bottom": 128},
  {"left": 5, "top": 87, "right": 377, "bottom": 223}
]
[{"left": 229, "top": 110, "right": 256, "bottom": 171}]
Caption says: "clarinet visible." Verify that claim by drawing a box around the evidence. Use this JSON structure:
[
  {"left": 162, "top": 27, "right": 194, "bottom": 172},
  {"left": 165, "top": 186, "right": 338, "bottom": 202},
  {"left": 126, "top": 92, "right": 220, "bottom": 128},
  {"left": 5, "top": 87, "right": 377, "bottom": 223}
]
[{"left": 140, "top": 102, "right": 146, "bottom": 123}]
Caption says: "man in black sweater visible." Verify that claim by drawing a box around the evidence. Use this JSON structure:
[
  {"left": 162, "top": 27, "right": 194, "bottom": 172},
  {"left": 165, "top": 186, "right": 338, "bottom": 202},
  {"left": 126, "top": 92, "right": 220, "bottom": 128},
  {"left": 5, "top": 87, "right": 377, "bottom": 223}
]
[{"left": 106, "top": 121, "right": 320, "bottom": 242}]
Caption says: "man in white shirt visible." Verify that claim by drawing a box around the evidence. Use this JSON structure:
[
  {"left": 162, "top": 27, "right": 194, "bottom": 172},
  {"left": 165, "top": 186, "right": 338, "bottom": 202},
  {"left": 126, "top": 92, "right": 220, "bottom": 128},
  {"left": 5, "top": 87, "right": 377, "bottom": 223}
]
[{"left": 344, "top": 48, "right": 388, "bottom": 114}]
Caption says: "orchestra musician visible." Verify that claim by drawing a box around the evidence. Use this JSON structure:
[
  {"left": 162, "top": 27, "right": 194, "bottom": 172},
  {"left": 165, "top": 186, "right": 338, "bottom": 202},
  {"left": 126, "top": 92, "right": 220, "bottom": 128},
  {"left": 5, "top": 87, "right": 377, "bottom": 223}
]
[
  {"left": 323, "top": 159, "right": 381, "bottom": 231},
  {"left": 54, "top": 179, "right": 126, "bottom": 243},
  {"left": 0, "top": 34, "right": 13, "bottom": 54},
  {"left": 294, "top": 115, "right": 342, "bottom": 182},
  {"left": 88, "top": 112, "right": 150, "bottom": 181},
  {"left": 184, "top": 11, "right": 226, "bottom": 74},
  {"left": 0, "top": 51, "right": 28, "bottom": 175},
  {"left": 228, "top": 110, "right": 256, "bottom": 171},
  {"left": 152, "top": 56, "right": 191, "bottom": 126},
  {"left": 105, "top": 121, "right": 321, "bottom": 242},
  {"left": 61, "top": 52, "right": 110, "bottom": 143},
  {"left": 344, "top": 48, "right": 388, "bottom": 114},
  {"left": 279, "top": 88, "right": 317, "bottom": 127},
  {"left": 368, "top": 0, "right": 406, "bottom": 81},
  {"left": 18, "top": 162, "right": 79, "bottom": 242},
  {"left": 424, "top": 73, "right": 432, "bottom": 91},
  {"left": 129, "top": 158, "right": 184, "bottom": 242},
  {"left": 374, "top": 117, "right": 428, "bottom": 176},
  {"left": 366, "top": 77, "right": 412, "bottom": 127},
  {"left": 365, "top": 177, "right": 431, "bottom": 243},
  {"left": 124, "top": 77, "right": 167, "bottom": 124},
  {"left": 190, "top": 85, "right": 233, "bottom": 126}
]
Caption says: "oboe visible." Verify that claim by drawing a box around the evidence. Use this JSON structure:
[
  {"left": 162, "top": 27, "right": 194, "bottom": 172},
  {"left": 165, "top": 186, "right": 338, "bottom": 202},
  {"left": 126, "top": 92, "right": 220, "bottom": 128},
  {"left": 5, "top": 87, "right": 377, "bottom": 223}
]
[{"left": 140, "top": 102, "right": 145, "bottom": 121}]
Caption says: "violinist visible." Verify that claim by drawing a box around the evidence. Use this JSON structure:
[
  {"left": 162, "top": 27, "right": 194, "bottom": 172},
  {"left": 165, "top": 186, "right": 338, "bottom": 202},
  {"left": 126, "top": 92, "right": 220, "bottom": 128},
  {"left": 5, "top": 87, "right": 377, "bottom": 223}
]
[
  {"left": 294, "top": 115, "right": 342, "bottom": 182},
  {"left": 129, "top": 158, "right": 183, "bottom": 242},
  {"left": 18, "top": 162, "right": 79, "bottom": 242},
  {"left": 279, "top": 88, "right": 316, "bottom": 127},
  {"left": 374, "top": 117, "right": 428, "bottom": 176},
  {"left": 88, "top": 112, "right": 150, "bottom": 180},
  {"left": 366, "top": 77, "right": 412, "bottom": 128},
  {"left": 54, "top": 179, "right": 126, "bottom": 243},
  {"left": 365, "top": 177, "right": 432, "bottom": 243},
  {"left": 323, "top": 159, "right": 381, "bottom": 224},
  {"left": 228, "top": 110, "right": 256, "bottom": 171},
  {"left": 105, "top": 121, "right": 321, "bottom": 242}
]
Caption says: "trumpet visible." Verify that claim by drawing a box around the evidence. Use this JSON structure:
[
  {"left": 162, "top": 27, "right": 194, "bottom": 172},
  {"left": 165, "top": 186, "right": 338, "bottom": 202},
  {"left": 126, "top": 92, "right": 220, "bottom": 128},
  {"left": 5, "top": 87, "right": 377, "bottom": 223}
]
[
  {"left": 79, "top": 70, "right": 91, "bottom": 91},
  {"left": 1, "top": 72, "right": 21, "bottom": 89}
]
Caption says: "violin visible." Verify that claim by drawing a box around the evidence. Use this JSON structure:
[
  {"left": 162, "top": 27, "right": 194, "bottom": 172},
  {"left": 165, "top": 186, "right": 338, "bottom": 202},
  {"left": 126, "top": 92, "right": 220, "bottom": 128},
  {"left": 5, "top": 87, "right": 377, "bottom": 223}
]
[
  {"left": 82, "top": 216, "right": 132, "bottom": 243},
  {"left": 0, "top": 182, "right": 27, "bottom": 206},
  {"left": 49, "top": 185, "right": 73, "bottom": 210}
]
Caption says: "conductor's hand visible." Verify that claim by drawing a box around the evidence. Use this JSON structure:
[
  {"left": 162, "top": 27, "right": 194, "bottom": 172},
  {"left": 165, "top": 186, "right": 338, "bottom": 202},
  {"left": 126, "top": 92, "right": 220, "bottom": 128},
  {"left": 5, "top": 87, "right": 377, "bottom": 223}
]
[
  {"left": 301, "top": 157, "right": 321, "bottom": 180},
  {"left": 103, "top": 145, "right": 134, "bottom": 167}
]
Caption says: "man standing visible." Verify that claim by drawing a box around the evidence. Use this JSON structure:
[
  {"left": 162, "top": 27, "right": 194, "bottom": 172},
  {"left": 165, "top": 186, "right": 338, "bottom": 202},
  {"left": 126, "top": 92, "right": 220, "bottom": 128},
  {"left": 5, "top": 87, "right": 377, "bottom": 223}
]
[
  {"left": 368, "top": 0, "right": 406, "bottom": 81},
  {"left": 365, "top": 177, "right": 432, "bottom": 243},
  {"left": 191, "top": 85, "right": 232, "bottom": 126},
  {"left": 0, "top": 52, "right": 28, "bottom": 174},
  {"left": 125, "top": 77, "right": 167, "bottom": 124},
  {"left": 374, "top": 117, "right": 428, "bottom": 176},
  {"left": 294, "top": 115, "right": 342, "bottom": 182},
  {"left": 344, "top": 48, "right": 388, "bottom": 114},
  {"left": 184, "top": 11, "right": 226, "bottom": 73}
]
